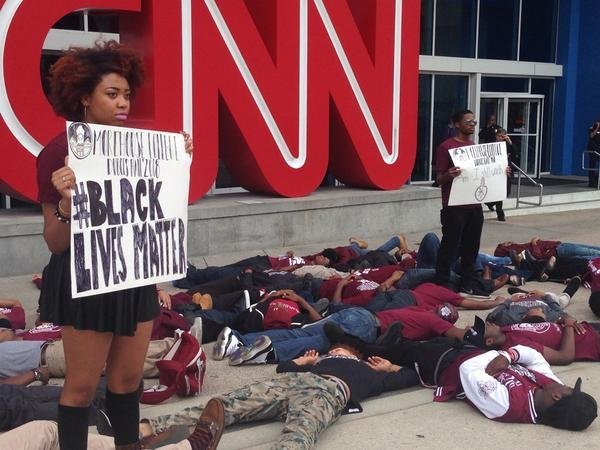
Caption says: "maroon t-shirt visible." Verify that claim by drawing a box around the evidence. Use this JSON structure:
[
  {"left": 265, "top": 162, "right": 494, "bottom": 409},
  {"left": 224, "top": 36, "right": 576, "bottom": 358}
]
[
  {"left": 500, "top": 322, "right": 600, "bottom": 361},
  {"left": 376, "top": 306, "right": 453, "bottom": 340},
  {"left": 17, "top": 323, "right": 62, "bottom": 341},
  {"left": 355, "top": 266, "right": 401, "bottom": 283},
  {"left": 493, "top": 240, "right": 561, "bottom": 259},
  {"left": 37, "top": 131, "right": 68, "bottom": 205},
  {"left": 0, "top": 306, "right": 26, "bottom": 329},
  {"left": 412, "top": 282, "right": 463, "bottom": 310},
  {"left": 436, "top": 137, "right": 480, "bottom": 208}
]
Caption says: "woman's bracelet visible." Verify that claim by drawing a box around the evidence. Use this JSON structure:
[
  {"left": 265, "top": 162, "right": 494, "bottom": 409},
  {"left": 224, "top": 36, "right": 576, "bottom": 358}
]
[
  {"left": 57, "top": 199, "right": 71, "bottom": 218},
  {"left": 54, "top": 205, "right": 71, "bottom": 224}
]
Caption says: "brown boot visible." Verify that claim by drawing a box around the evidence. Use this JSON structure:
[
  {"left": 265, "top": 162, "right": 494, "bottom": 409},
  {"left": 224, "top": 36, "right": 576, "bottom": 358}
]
[
  {"left": 140, "top": 425, "right": 191, "bottom": 449},
  {"left": 192, "top": 293, "right": 213, "bottom": 310},
  {"left": 349, "top": 236, "right": 368, "bottom": 249},
  {"left": 187, "top": 398, "right": 225, "bottom": 450}
]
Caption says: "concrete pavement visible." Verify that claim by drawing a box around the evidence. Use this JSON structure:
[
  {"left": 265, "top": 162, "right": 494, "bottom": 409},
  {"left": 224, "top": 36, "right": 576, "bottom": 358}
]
[{"left": 2, "top": 208, "right": 600, "bottom": 448}]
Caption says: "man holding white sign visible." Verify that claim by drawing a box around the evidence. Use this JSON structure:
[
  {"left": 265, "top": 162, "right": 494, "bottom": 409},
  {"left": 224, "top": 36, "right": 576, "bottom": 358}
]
[{"left": 433, "top": 109, "right": 486, "bottom": 295}]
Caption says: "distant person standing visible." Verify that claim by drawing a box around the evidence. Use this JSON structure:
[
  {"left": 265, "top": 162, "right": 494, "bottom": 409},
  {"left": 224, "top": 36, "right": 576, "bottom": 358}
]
[
  {"left": 478, "top": 115, "right": 500, "bottom": 144},
  {"left": 485, "top": 128, "right": 516, "bottom": 221},
  {"left": 587, "top": 120, "right": 600, "bottom": 187},
  {"left": 434, "top": 109, "right": 483, "bottom": 294}
]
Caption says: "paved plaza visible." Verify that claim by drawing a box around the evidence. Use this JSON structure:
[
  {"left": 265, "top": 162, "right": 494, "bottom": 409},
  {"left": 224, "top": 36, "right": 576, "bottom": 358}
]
[{"left": 2, "top": 208, "right": 600, "bottom": 448}]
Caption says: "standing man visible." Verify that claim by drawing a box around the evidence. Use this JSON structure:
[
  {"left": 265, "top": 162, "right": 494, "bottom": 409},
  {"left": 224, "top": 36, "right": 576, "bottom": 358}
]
[
  {"left": 587, "top": 120, "right": 600, "bottom": 188},
  {"left": 478, "top": 115, "right": 500, "bottom": 144},
  {"left": 434, "top": 109, "right": 484, "bottom": 294}
]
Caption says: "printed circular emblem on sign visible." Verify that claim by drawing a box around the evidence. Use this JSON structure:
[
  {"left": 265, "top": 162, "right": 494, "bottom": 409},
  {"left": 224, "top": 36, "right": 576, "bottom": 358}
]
[
  {"left": 453, "top": 147, "right": 468, "bottom": 162},
  {"left": 68, "top": 122, "right": 93, "bottom": 159}
]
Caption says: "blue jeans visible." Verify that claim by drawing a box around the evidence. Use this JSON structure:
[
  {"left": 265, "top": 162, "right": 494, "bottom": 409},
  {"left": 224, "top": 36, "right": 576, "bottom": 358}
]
[
  {"left": 234, "top": 308, "right": 378, "bottom": 361},
  {"left": 416, "top": 232, "right": 512, "bottom": 273},
  {"left": 556, "top": 243, "right": 600, "bottom": 261},
  {"left": 349, "top": 235, "right": 402, "bottom": 257}
]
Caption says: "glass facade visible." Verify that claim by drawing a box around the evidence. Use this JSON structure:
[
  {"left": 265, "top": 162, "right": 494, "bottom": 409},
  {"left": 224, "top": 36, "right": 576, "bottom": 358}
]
[
  {"left": 478, "top": 0, "right": 519, "bottom": 60},
  {"left": 520, "top": 0, "right": 559, "bottom": 63},
  {"left": 414, "top": 74, "right": 469, "bottom": 182},
  {"left": 434, "top": 0, "right": 477, "bottom": 58},
  {"left": 414, "top": 0, "right": 561, "bottom": 182}
]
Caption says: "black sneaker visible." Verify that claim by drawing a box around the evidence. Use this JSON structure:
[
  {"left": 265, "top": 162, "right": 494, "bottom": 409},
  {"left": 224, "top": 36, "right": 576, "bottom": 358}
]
[
  {"left": 375, "top": 321, "right": 403, "bottom": 346},
  {"left": 323, "top": 321, "right": 346, "bottom": 344},
  {"left": 508, "top": 286, "right": 528, "bottom": 295},
  {"left": 563, "top": 276, "right": 582, "bottom": 298},
  {"left": 95, "top": 408, "right": 113, "bottom": 436}
]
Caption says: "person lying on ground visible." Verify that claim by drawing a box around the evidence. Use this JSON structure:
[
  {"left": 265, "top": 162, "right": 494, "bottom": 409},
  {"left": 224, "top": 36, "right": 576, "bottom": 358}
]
[
  {"left": 328, "top": 281, "right": 509, "bottom": 315},
  {"left": 477, "top": 314, "right": 600, "bottom": 365},
  {"left": 142, "top": 343, "right": 419, "bottom": 449},
  {"left": 0, "top": 332, "right": 191, "bottom": 379},
  {"left": 0, "top": 376, "right": 107, "bottom": 433},
  {"left": 327, "top": 328, "right": 598, "bottom": 431},
  {"left": 0, "top": 298, "right": 26, "bottom": 330},
  {"left": 486, "top": 277, "right": 582, "bottom": 326},
  {"left": 175, "top": 251, "right": 338, "bottom": 288},
  {"left": 211, "top": 303, "right": 467, "bottom": 365}
]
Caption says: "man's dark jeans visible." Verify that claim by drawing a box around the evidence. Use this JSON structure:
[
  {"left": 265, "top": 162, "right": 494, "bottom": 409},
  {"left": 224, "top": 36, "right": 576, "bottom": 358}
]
[{"left": 435, "top": 206, "right": 483, "bottom": 289}]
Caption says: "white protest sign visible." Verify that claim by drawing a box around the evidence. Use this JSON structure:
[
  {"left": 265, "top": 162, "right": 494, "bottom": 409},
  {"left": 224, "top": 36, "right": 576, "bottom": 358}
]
[
  {"left": 448, "top": 141, "right": 508, "bottom": 206},
  {"left": 67, "top": 121, "right": 191, "bottom": 298}
]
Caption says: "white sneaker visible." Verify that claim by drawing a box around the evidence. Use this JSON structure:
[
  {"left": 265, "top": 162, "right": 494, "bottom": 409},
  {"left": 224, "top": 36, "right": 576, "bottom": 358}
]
[
  {"left": 212, "top": 326, "right": 241, "bottom": 360},
  {"left": 189, "top": 317, "right": 203, "bottom": 345}
]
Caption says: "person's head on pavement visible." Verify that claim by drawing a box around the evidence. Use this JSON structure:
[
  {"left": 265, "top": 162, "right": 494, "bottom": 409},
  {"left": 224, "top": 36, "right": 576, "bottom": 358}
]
[
  {"left": 589, "top": 291, "right": 600, "bottom": 317},
  {"left": 0, "top": 317, "right": 16, "bottom": 342}
]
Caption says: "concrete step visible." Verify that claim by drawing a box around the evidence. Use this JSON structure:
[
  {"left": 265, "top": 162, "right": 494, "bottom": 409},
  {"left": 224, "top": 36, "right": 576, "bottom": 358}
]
[{"left": 484, "top": 190, "right": 600, "bottom": 219}]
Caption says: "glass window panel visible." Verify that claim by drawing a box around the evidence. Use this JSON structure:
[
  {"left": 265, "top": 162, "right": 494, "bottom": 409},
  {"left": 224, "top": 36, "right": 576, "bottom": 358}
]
[
  {"left": 477, "top": 0, "right": 519, "bottom": 60},
  {"left": 531, "top": 78, "right": 554, "bottom": 172},
  {"left": 88, "top": 12, "right": 119, "bottom": 33},
  {"left": 520, "top": 0, "right": 558, "bottom": 62},
  {"left": 479, "top": 98, "right": 504, "bottom": 141},
  {"left": 434, "top": 0, "right": 477, "bottom": 57},
  {"left": 420, "top": 0, "right": 434, "bottom": 55},
  {"left": 431, "top": 74, "right": 469, "bottom": 175},
  {"left": 481, "top": 76, "right": 529, "bottom": 93},
  {"left": 413, "top": 74, "right": 433, "bottom": 181},
  {"left": 507, "top": 101, "right": 529, "bottom": 134},
  {"left": 52, "top": 12, "right": 84, "bottom": 30}
]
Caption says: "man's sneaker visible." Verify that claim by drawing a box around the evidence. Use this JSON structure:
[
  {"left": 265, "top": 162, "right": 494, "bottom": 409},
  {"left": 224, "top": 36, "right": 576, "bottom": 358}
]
[
  {"left": 95, "top": 408, "right": 113, "bottom": 436},
  {"left": 189, "top": 317, "right": 203, "bottom": 345},
  {"left": 313, "top": 298, "right": 330, "bottom": 315},
  {"left": 228, "top": 335, "right": 274, "bottom": 366},
  {"left": 509, "top": 274, "right": 526, "bottom": 286},
  {"left": 212, "top": 327, "right": 240, "bottom": 360},
  {"left": 459, "top": 287, "right": 490, "bottom": 299},
  {"left": 375, "top": 321, "right": 403, "bottom": 346},
  {"left": 508, "top": 286, "right": 528, "bottom": 295},
  {"left": 509, "top": 250, "right": 524, "bottom": 267},
  {"left": 563, "top": 276, "right": 582, "bottom": 299}
]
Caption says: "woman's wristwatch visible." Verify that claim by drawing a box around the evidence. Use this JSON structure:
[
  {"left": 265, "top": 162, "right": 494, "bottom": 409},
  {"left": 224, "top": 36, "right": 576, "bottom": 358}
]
[{"left": 32, "top": 368, "right": 44, "bottom": 382}]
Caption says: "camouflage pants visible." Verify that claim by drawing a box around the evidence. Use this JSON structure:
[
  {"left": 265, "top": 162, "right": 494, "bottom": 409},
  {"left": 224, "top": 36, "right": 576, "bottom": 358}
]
[{"left": 148, "top": 372, "right": 347, "bottom": 449}]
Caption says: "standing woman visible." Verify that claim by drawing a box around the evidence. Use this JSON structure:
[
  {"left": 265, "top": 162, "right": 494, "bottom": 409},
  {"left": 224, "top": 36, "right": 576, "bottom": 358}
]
[{"left": 37, "top": 41, "right": 190, "bottom": 450}]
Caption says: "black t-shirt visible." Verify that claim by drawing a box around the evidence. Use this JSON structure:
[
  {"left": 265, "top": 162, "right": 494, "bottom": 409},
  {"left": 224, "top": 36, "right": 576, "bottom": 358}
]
[{"left": 277, "top": 355, "right": 418, "bottom": 403}]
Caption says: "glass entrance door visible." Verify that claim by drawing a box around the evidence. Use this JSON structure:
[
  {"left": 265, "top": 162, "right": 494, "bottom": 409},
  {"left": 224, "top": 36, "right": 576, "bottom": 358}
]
[
  {"left": 506, "top": 99, "right": 541, "bottom": 176},
  {"left": 479, "top": 96, "right": 542, "bottom": 177}
]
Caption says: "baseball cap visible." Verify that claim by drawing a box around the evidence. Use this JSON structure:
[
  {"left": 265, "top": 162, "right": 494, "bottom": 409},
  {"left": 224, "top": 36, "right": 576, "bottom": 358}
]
[
  {"left": 0, "top": 318, "right": 13, "bottom": 330},
  {"left": 537, "top": 378, "right": 598, "bottom": 431},
  {"left": 437, "top": 302, "right": 459, "bottom": 324},
  {"left": 463, "top": 316, "right": 486, "bottom": 348}
]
